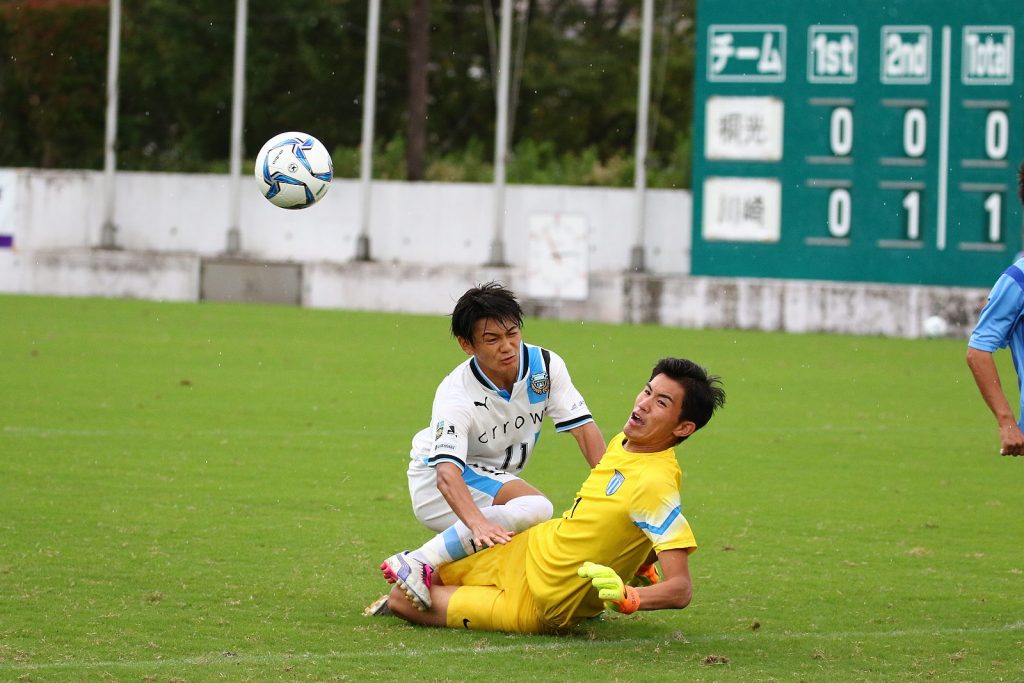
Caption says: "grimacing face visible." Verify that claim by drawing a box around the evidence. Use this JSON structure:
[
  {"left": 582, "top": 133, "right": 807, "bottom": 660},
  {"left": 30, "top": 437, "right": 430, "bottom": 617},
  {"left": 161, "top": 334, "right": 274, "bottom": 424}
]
[
  {"left": 622, "top": 373, "right": 696, "bottom": 452},
  {"left": 458, "top": 318, "right": 522, "bottom": 385}
]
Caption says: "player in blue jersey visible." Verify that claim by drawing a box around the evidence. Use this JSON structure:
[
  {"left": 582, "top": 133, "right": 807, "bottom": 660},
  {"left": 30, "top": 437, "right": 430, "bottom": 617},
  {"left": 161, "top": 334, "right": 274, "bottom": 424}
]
[
  {"left": 376, "top": 283, "right": 606, "bottom": 611},
  {"left": 380, "top": 357, "right": 725, "bottom": 633},
  {"left": 967, "top": 163, "right": 1024, "bottom": 456}
]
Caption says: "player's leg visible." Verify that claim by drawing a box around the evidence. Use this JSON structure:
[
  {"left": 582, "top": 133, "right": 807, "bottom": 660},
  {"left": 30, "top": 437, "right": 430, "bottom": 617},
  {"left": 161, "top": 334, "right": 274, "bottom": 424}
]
[
  {"left": 492, "top": 478, "right": 553, "bottom": 511},
  {"left": 410, "top": 471, "right": 553, "bottom": 569},
  {"left": 387, "top": 466, "right": 552, "bottom": 609},
  {"left": 386, "top": 583, "right": 456, "bottom": 627},
  {"left": 386, "top": 540, "right": 504, "bottom": 627},
  {"left": 388, "top": 583, "right": 540, "bottom": 633},
  {"left": 440, "top": 536, "right": 548, "bottom": 634}
]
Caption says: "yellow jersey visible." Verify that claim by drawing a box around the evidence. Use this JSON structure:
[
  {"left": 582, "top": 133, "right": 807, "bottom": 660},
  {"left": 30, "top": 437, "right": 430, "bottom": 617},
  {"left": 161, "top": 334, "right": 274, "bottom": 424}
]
[{"left": 526, "top": 432, "right": 697, "bottom": 629}]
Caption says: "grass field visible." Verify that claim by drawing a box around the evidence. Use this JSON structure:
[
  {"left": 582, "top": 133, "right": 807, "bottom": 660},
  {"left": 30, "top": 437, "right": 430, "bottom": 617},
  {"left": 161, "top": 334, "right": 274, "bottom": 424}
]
[{"left": 1, "top": 293, "right": 1022, "bottom": 682}]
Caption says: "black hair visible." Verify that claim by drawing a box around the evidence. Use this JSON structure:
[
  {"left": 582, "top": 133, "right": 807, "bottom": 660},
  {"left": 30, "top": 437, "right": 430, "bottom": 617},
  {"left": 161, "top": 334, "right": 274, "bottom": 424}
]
[
  {"left": 450, "top": 282, "right": 524, "bottom": 342},
  {"left": 650, "top": 357, "right": 726, "bottom": 443}
]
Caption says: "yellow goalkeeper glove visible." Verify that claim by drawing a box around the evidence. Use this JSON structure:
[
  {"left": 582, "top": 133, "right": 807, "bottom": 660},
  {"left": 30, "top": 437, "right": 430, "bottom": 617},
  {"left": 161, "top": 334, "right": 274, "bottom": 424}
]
[{"left": 577, "top": 561, "right": 640, "bottom": 614}]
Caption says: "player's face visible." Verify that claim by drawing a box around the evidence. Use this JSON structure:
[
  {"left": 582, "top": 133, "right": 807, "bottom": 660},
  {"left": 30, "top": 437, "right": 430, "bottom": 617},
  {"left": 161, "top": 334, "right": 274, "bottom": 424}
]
[
  {"left": 458, "top": 318, "right": 522, "bottom": 386},
  {"left": 623, "top": 373, "right": 696, "bottom": 452}
]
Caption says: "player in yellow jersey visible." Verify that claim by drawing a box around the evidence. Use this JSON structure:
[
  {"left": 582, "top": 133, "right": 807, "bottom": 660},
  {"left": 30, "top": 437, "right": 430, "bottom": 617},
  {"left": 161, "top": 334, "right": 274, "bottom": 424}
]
[{"left": 381, "top": 357, "right": 725, "bottom": 634}]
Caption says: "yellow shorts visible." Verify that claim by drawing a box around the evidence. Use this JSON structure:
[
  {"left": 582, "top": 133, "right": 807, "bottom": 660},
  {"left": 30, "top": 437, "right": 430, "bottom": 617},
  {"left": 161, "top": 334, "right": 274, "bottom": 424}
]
[{"left": 440, "top": 533, "right": 551, "bottom": 634}]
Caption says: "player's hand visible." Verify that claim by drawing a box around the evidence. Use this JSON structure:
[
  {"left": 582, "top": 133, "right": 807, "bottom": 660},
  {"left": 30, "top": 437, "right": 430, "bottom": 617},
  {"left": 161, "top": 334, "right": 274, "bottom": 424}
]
[
  {"left": 468, "top": 519, "right": 514, "bottom": 548},
  {"left": 578, "top": 561, "right": 640, "bottom": 614},
  {"left": 1000, "top": 426, "right": 1024, "bottom": 456},
  {"left": 998, "top": 422, "right": 1024, "bottom": 456},
  {"left": 628, "top": 563, "right": 661, "bottom": 587}
]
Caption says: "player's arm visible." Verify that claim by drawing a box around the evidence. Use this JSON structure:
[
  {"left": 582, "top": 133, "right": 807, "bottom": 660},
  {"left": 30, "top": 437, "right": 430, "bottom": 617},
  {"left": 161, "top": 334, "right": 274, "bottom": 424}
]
[
  {"left": 966, "top": 346, "right": 1024, "bottom": 455},
  {"left": 568, "top": 421, "right": 606, "bottom": 467},
  {"left": 638, "top": 548, "right": 693, "bottom": 610},
  {"left": 546, "top": 350, "right": 605, "bottom": 467},
  {"left": 434, "top": 462, "right": 514, "bottom": 546},
  {"left": 578, "top": 548, "right": 692, "bottom": 613}
]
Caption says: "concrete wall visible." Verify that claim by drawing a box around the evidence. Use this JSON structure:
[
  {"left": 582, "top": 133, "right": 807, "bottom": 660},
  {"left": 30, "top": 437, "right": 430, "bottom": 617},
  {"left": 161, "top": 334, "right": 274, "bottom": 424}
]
[
  {"left": 0, "top": 168, "right": 690, "bottom": 272},
  {"left": 0, "top": 168, "right": 987, "bottom": 338}
]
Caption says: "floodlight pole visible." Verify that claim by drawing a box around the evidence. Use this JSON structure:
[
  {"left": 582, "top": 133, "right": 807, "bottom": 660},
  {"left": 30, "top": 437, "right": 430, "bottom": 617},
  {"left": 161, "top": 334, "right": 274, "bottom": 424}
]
[
  {"left": 99, "top": 0, "right": 121, "bottom": 249},
  {"left": 630, "top": 0, "right": 654, "bottom": 273},
  {"left": 356, "top": 0, "right": 381, "bottom": 262},
  {"left": 486, "top": 0, "right": 513, "bottom": 267},
  {"left": 226, "top": 0, "right": 249, "bottom": 256}
]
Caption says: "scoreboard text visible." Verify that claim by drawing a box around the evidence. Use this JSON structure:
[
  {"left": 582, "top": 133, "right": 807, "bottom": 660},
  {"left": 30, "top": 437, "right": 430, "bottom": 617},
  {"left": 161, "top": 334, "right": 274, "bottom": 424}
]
[{"left": 691, "top": 0, "right": 1023, "bottom": 287}]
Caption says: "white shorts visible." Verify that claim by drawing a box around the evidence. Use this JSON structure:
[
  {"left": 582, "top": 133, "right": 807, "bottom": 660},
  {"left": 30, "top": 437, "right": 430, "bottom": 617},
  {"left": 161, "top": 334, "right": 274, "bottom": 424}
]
[{"left": 407, "top": 460, "right": 522, "bottom": 532}]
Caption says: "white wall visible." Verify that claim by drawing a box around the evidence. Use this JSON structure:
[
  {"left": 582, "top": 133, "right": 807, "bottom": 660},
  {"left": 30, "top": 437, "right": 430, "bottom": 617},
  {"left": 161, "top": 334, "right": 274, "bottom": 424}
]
[{"left": 0, "top": 168, "right": 691, "bottom": 273}]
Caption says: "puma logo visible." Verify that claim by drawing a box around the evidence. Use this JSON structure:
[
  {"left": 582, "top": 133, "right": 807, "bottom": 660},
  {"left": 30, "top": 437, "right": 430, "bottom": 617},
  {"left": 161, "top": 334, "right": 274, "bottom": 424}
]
[
  {"left": 462, "top": 618, "right": 471, "bottom": 629},
  {"left": 473, "top": 397, "right": 490, "bottom": 410}
]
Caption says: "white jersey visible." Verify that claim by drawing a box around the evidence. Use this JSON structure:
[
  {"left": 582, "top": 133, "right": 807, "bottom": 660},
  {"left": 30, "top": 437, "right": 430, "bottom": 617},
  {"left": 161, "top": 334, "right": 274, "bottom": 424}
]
[{"left": 409, "top": 342, "right": 593, "bottom": 474}]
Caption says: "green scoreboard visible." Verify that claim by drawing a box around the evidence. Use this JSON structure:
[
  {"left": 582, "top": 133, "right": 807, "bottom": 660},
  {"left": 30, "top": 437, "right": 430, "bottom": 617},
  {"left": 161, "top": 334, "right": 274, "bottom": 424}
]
[{"left": 691, "top": 0, "right": 1023, "bottom": 287}]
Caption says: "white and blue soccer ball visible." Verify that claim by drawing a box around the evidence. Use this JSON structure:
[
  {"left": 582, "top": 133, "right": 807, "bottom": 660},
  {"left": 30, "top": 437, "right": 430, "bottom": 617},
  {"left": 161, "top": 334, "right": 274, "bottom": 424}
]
[{"left": 254, "top": 132, "right": 333, "bottom": 209}]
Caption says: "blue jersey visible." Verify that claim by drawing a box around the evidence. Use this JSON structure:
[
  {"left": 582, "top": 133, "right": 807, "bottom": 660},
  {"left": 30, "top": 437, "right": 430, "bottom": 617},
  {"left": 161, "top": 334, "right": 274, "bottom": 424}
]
[{"left": 968, "top": 259, "right": 1024, "bottom": 428}]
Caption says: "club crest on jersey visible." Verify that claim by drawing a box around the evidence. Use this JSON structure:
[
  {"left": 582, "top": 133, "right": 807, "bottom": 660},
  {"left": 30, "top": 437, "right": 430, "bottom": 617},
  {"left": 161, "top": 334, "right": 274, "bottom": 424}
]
[
  {"left": 435, "top": 420, "right": 445, "bottom": 440},
  {"left": 606, "top": 469, "right": 625, "bottom": 496},
  {"left": 530, "top": 371, "right": 549, "bottom": 395}
]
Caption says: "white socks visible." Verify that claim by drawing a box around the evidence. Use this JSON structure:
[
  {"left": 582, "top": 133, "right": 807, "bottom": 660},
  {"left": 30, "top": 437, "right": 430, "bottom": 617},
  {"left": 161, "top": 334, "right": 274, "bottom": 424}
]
[{"left": 411, "top": 495, "right": 554, "bottom": 568}]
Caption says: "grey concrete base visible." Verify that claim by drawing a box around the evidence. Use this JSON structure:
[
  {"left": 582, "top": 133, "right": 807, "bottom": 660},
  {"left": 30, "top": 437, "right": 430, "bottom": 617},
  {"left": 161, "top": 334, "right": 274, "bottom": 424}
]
[
  {"left": 0, "top": 249, "right": 988, "bottom": 338},
  {"left": 8, "top": 248, "right": 200, "bottom": 301},
  {"left": 200, "top": 258, "right": 302, "bottom": 305}
]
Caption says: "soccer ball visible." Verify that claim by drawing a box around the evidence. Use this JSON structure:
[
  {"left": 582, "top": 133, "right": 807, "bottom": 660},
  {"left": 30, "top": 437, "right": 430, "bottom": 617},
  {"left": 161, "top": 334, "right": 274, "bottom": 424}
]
[
  {"left": 922, "top": 315, "right": 949, "bottom": 338},
  {"left": 254, "top": 132, "right": 333, "bottom": 209}
]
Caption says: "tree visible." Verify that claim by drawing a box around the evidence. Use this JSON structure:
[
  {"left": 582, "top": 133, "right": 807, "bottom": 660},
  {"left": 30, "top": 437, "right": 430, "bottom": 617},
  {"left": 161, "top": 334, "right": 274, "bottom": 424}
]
[
  {"left": 0, "top": 0, "right": 698, "bottom": 187},
  {"left": 405, "top": 0, "right": 429, "bottom": 180},
  {"left": 0, "top": 0, "right": 108, "bottom": 168}
]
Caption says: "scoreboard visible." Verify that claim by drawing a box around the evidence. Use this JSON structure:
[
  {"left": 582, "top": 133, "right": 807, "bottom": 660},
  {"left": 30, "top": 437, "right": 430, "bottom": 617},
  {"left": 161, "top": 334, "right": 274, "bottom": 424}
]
[{"left": 691, "top": 0, "right": 1023, "bottom": 287}]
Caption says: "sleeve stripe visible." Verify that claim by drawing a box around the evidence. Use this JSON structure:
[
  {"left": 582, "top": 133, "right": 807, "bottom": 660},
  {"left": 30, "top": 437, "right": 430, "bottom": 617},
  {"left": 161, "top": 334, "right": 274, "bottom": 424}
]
[
  {"left": 633, "top": 506, "right": 682, "bottom": 535},
  {"left": 1004, "top": 265, "right": 1024, "bottom": 291},
  {"left": 554, "top": 414, "right": 594, "bottom": 432},
  {"left": 426, "top": 455, "right": 466, "bottom": 470}
]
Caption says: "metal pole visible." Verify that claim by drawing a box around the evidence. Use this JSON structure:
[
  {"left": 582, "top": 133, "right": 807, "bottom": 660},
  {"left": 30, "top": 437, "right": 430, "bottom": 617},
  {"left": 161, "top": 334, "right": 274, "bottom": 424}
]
[
  {"left": 486, "top": 0, "right": 513, "bottom": 266},
  {"left": 630, "top": 0, "right": 654, "bottom": 272},
  {"left": 226, "top": 0, "right": 248, "bottom": 256},
  {"left": 99, "top": 0, "right": 121, "bottom": 249},
  {"left": 355, "top": 0, "right": 381, "bottom": 262}
]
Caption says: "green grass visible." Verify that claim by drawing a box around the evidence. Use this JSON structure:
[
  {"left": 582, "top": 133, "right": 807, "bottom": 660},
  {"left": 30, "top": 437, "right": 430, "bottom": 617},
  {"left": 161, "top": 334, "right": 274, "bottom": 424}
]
[{"left": 1, "top": 294, "right": 1022, "bottom": 682}]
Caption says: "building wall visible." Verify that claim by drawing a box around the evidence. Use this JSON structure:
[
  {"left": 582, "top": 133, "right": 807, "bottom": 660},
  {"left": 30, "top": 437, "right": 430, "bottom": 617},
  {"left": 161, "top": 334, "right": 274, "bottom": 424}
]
[{"left": 0, "top": 168, "right": 691, "bottom": 272}]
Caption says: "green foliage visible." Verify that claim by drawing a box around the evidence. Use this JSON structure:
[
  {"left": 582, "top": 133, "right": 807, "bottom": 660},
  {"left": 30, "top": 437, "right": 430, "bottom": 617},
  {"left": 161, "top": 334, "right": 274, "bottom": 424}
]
[
  {"left": 424, "top": 137, "right": 493, "bottom": 183},
  {"left": 0, "top": 2, "right": 108, "bottom": 168},
  {"left": 1, "top": 294, "right": 1023, "bottom": 681},
  {"left": 329, "top": 135, "right": 686, "bottom": 188},
  {"left": 0, "top": 0, "right": 697, "bottom": 187}
]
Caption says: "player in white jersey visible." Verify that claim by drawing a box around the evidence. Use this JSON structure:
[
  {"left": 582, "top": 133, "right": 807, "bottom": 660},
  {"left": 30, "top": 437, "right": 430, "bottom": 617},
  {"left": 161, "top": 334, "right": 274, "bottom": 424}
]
[
  {"left": 408, "top": 342, "right": 595, "bottom": 526},
  {"left": 378, "top": 283, "right": 606, "bottom": 611}
]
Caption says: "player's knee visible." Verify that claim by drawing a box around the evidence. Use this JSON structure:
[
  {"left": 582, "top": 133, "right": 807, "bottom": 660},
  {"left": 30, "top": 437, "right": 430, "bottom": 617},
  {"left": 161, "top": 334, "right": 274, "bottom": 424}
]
[
  {"left": 515, "top": 494, "right": 554, "bottom": 527},
  {"left": 532, "top": 496, "right": 554, "bottom": 524}
]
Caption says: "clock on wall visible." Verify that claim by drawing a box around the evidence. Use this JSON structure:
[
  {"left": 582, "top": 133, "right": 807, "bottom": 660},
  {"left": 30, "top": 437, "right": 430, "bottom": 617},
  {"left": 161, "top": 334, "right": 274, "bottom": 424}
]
[{"left": 526, "top": 213, "right": 589, "bottom": 301}]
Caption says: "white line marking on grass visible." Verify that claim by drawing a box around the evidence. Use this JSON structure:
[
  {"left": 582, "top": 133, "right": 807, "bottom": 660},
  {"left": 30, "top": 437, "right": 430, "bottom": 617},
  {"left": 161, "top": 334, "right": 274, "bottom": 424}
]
[{"left": 4, "top": 622, "right": 1023, "bottom": 672}]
